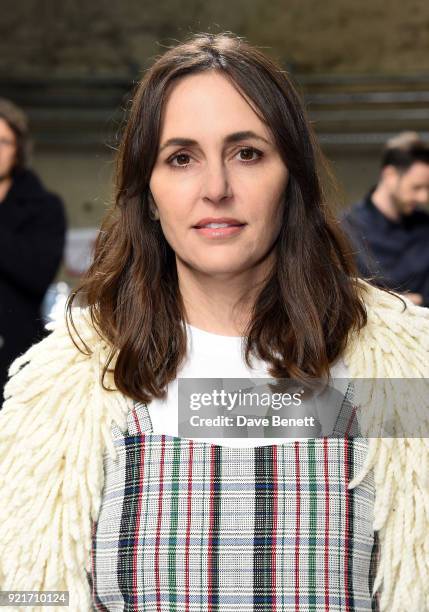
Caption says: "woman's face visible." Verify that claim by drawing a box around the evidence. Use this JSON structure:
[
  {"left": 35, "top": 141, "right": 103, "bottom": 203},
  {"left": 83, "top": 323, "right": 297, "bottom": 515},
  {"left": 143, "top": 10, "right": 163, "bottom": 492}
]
[{"left": 149, "top": 71, "right": 289, "bottom": 280}]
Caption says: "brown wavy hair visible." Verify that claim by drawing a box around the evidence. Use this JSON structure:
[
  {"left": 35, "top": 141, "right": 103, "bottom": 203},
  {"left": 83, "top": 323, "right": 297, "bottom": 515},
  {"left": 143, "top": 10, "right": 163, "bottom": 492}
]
[{"left": 65, "top": 31, "right": 402, "bottom": 404}]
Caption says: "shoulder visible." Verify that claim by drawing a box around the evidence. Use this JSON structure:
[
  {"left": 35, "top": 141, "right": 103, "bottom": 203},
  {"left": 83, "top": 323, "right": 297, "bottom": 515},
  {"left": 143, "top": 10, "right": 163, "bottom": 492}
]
[
  {"left": 339, "top": 197, "right": 368, "bottom": 227},
  {"left": 344, "top": 280, "right": 429, "bottom": 609},
  {"left": 13, "top": 168, "right": 65, "bottom": 217},
  {"left": 344, "top": 278, "right": 429, "bottom": 377},
  {"left": 33, "top": 175, "right": 66, "bottom": 224},
  {"left": 1, "top": 305, "right": 130, "bottom": 419},
  {"left": 0, "top": 307, "right": 132, "bottom": 605},
  {"left": 41, "top": 189, "right": 65, "bottom": 218},
  {"left": 2, "top": 307, "right": 96, "bottom": 403}
]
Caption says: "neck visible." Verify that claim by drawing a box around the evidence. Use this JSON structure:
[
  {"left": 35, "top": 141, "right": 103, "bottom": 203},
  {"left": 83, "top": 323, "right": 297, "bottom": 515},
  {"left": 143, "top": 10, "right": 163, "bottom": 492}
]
[
  {"left": 0, "top": 175, "right": 13, "bottom": 203},
  {"left": 176, "top": 253, "right": 274, "bottom": 336},
  {"left": 370, "top": 183, "right": 401, "bottom": 222}
]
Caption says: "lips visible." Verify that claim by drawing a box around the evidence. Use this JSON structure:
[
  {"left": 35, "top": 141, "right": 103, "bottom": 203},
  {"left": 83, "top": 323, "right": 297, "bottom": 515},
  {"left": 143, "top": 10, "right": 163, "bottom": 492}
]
[
  {"left": 192, "top": 224, "right": 247, "bottom": 239},
  {"left": 193, "top": 217, "right": 245, "bottom": 228}
]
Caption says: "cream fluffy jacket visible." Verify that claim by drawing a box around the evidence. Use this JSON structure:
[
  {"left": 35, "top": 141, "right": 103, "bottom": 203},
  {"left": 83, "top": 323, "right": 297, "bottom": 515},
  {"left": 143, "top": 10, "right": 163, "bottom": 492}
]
[{"left": 0, "top": 278, "right": 428, "bottom": 612}]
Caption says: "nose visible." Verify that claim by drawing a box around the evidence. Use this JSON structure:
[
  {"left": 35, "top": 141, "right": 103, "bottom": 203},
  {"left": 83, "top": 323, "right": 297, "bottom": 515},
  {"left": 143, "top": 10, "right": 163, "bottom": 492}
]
[{"left": 201, "top": 158, "right": 232, "bottom": 203}]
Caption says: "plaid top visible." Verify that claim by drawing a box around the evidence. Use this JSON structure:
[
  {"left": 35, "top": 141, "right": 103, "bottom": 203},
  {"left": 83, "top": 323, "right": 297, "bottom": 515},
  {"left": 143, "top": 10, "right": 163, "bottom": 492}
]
[{"left": 90, "top": 384, "right": 379, "bottom": 611}]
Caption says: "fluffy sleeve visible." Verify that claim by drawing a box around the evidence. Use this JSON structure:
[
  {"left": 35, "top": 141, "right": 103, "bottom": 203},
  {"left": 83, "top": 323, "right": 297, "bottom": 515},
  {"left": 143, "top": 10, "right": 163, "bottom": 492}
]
[
  {"left": 0, "top": 308, "right": 133, "bottom": 611},
  {"left": 343, "top": 279, "right": 429, "bottom": 612}
]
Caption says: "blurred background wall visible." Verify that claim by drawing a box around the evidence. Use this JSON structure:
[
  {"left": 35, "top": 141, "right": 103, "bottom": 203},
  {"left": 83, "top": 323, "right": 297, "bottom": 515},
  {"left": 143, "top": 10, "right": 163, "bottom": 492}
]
[{"left": 1, "top": 0, "right": 428, "bottom": 285}]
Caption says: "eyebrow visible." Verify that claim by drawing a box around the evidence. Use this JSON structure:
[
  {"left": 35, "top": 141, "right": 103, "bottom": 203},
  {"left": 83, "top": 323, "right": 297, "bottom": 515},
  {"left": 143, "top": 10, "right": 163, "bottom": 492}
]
[{"left": 158, "top": 130, "right": 271, "bottom": 153}]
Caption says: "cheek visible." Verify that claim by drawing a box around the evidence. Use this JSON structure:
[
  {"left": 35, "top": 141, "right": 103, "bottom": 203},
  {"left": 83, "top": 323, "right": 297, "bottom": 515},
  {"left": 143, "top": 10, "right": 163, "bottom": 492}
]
[
  {"left": 151, "top": 175, "right": 196, "bottom": 219},
  {"left": 244, "top": 203, "right": 283, "bottom": 253},
  {"left": 158, "top": 207, "right": 193, "bottom": 254},
  {"left": 160, "top": 192, "right": 193, "bottom": 225},
  {"left": 7, "top": 147, "right": 16, "bottom": 163},
  {"left": 262, "top": 186, "right": 285, "bottom": 224},
  {"left": 0, "top": 149, "right": 13, "bottom": 166},
  {"left": 400, "top": 184, "right": 414, "bottom": 201}
]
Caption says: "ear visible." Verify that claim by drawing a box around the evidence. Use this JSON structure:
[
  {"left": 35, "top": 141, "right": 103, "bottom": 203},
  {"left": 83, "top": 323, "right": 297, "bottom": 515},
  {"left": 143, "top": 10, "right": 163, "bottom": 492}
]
[
  {"left": 380, "top": 165, "right": 400, "bottom": 186},
  {"left": 148, "top": 191, "right": 160, "bottom": 220}
]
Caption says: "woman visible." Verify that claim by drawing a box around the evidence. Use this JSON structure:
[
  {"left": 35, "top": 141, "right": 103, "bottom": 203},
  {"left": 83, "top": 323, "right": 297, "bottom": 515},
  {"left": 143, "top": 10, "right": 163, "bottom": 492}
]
[
  {"left": 0, "top": 98, "right": 66, "bottom": 399},
  {"left": 1, "top": 32, "right": 428, "bottom": 612}
]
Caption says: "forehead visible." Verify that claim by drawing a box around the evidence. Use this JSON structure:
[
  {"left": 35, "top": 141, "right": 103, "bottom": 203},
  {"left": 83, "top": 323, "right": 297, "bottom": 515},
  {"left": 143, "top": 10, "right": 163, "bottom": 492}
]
[
  {"left": 402, "top": 161, "right": 429, "bottom": 183},
  {"left": 159, "top": 71, "right": 270, "bottom": 141}
]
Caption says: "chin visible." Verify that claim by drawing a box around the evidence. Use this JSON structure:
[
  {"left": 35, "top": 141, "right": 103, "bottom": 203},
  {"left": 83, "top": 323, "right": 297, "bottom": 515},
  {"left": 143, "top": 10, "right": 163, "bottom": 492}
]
[{"left": 193, "top": 263, "right": 244, "bottom": 278}]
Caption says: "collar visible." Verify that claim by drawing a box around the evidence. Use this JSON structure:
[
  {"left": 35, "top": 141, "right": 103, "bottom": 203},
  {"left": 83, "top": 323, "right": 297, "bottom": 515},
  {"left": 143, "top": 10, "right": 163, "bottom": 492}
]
[{"left": 3, "top": 167, "right": 47, "bottom": 205}]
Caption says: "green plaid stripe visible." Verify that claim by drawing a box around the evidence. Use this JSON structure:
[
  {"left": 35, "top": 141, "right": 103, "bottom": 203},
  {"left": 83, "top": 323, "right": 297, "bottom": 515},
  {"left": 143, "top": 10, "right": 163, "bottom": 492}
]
[{"left": 91, "top": 395, "right": 378, "bottom": 611}]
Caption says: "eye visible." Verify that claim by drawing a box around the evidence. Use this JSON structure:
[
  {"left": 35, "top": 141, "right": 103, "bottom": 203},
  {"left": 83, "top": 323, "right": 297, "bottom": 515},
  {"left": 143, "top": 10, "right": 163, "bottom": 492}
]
[
  {"left": 167, "top": 152, "right": 192, "bottom": 168},
  {"left": 236, "top": 147, "right": 264, "bottom": 162}
]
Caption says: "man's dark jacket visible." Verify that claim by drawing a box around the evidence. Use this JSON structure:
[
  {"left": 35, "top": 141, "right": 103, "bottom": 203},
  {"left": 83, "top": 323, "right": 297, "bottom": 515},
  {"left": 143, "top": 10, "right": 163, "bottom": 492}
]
[
  {"left": 0, "top": 167, "right": 67, "bottom": 399},
  {"left": 340, "top": 187, "right": 429, "bottom": 307}
]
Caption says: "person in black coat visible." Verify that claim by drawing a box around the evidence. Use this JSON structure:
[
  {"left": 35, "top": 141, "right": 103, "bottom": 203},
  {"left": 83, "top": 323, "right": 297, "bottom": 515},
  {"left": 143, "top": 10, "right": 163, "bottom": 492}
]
[
  {"left": 340, "top": 133, "right": 429, "bottom": 307},
  {"left": 0, "top": 98, "right": 67, "bottom": 401}
]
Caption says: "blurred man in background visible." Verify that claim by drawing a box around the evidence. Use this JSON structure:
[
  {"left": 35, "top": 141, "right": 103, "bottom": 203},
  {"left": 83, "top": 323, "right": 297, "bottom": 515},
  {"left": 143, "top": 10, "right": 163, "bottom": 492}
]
[
  {"left": 341, "top": 132, "right": 429, "bottom": 307},
  {"left": 0, "top": 98, "right": 67, "bottom": 401}
]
